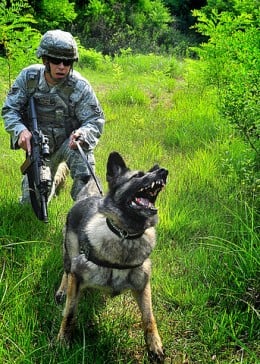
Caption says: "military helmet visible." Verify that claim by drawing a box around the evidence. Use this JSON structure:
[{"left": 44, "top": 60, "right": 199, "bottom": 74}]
[{"left": 36, "top": 30, "right": 79, "bottom": 61}]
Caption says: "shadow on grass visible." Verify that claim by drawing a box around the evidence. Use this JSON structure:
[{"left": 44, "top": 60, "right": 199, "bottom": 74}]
[{"left": 0, "top": 199, "right": 46, "bottom": 238}]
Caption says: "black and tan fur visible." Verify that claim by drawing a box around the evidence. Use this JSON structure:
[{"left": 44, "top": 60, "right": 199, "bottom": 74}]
[{"left": 56, "top": 152, "right": 168, "bottom": 362}]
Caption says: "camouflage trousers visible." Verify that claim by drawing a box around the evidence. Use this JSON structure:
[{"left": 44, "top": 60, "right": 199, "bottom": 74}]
[{"left": 20, "top": 137, "right": 95, "bottom": 203}]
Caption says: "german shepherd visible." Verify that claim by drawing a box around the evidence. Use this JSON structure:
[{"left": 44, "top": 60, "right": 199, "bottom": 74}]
[{"left": 56, "top": 151, "right": 168, "bottom": 362}]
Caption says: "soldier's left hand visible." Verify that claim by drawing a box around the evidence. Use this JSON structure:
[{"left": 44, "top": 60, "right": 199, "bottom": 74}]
[{"left": 69, "top": 131, "right": 83, "bottom": 149}]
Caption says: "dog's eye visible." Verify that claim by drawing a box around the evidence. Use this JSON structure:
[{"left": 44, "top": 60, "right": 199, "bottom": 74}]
[{"left": 132, "top": 172, "right": 144, "bottom": 179}]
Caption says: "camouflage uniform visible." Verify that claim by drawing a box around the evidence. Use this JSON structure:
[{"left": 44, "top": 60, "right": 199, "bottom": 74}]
[{"left": 2, "top": 30, "right": 105, "bottom": 201}]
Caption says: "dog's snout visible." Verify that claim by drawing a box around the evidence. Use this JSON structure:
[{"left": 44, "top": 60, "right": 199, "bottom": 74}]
[{"left": 158, "top": 168, "right": 168, "bottom": 180}]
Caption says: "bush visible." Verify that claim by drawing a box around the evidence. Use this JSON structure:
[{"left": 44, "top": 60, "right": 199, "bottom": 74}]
[
  {"left": 0, "top": 0, "right": 41, "bottom": 85},
  {"left": 77, "top": 45, "right": 105, "bottom": 70},
  {"left": 192, "top": 10, "right": 260, "bottom": 156}
]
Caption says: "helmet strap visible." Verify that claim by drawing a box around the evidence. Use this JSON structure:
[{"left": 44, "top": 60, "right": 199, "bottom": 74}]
[
  {"left": 45, "top": 62, "right": 51, "bottom": 73},
  {"left": 44, "top": 61, "right": 58, "bottom": 83},
  {"left": 42, "top": 57, "right": 51, "bottom": 73}
]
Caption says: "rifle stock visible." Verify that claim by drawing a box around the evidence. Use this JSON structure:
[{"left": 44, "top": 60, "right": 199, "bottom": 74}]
[{"left": 20, "top": 155, "right": 32, "bottom": 175}]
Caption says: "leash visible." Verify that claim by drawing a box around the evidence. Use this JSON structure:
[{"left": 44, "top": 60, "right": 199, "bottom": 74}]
[{"left": 75, "top": 140, "right": 103, "bottom": 195}]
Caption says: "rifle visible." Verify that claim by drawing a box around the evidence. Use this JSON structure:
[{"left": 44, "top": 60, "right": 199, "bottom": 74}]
[{"left": 20, "top": 97, "right": 52, "bottom": 223}]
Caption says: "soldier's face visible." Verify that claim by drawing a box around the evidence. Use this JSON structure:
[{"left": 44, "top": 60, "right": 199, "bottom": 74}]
[
  {"left": 45, "top": 58, "right": 72, "bottom": 83},
  {"left": 49, "top": 61, "right": 71, "bottom": 79}
]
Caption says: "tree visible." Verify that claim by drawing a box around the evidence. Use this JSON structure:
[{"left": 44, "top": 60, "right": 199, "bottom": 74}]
[
  {"left": 163, "top": 0, "right": 206, "bottom": 30},
  {"left": 34, "top": 0, "right": 77, "bottom": 34},
  {"left": 193, "top": 5, "right": 260, "bottom": 155},
  {"left": 0, "top": 0, "right": 41, "bottom": 85},
  {"left": 74, "top": 0, "right": 172, "bottom": 54}
]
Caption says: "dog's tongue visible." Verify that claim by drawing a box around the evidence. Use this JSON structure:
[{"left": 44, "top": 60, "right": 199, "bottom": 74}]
[{"left": 135, "top": 197, "right": 153, "bottom": 209}]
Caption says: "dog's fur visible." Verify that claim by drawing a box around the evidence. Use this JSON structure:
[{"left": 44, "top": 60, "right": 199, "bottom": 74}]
[{"left": 56, "top": 152, "right": 168, "bottom": 362}]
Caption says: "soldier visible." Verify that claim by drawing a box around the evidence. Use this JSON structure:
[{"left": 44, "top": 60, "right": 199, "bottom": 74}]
[{"left": 2, "top": 29, "right": 105, "bottom": 202}]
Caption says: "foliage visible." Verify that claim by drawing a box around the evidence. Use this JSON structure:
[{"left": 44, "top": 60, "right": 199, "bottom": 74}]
[
  {"left": 34, "top": 0, "right": 77, "bottom": 34},
  {"left": 0, "top": 0, "right": 205, "bottom": 57},
  {"left": 201, "top": 0, "right": 259, "bottom": 18},
  {"left": 76, "top": 44, "right": 106, "bottom": 70},
  {"left": 163, "top": 0, "right": 206, "bottom": 30},
  {"left": 192, "top": 6, "right": 260, "bottom": 180},
  {"left": 0, "top": 0, "right": 41, "bottom": 86},
  {"left": 74, "top": 0, "right": 174, "bottom": 55}
]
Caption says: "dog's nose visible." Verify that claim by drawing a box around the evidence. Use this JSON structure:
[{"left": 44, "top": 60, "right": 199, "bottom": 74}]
[{"left": 159, "top": 168, "right": 168, "bottom": 179}]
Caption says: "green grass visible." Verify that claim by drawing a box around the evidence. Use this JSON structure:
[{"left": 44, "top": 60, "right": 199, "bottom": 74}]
[{"left": 0, "top": 53, "right": 259, "bottom": 363}]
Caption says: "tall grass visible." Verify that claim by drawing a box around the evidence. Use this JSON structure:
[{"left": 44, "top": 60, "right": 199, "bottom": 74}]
[{"left": 0, "top": 53, "right": 259, "bottom": 363}]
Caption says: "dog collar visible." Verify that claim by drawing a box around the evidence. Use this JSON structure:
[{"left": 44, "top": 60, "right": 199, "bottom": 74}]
[{"left": 106, "top": 218, "right": 144, "bottom": 240}]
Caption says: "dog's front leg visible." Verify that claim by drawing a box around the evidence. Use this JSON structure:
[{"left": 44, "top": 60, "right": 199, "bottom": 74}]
[
  {"left": 57, "top": 272, "right": 80, "bottom": 343},
  {"left": 55, "top": 272, "right": 68, "bottom": 304},
  {"left": 132, "top": 282, "right": 164, "bottom": 363}
]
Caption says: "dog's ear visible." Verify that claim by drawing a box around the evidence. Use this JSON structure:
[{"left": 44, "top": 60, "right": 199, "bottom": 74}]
[
  {"left": 106, "top": 152, "right": 128, "bottom": 183},
  {"left": 149, "top": 164, "right": 160, "bottom": 172}
]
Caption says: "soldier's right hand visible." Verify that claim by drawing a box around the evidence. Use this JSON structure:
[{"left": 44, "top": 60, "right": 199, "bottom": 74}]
[{"left": 18, "top": 129, "right": 32, "bottom": 155}]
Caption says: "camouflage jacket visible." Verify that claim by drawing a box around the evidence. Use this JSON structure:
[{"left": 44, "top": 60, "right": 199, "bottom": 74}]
[{"left": 2, "top": 64, "right": 105, "bottom": 152}]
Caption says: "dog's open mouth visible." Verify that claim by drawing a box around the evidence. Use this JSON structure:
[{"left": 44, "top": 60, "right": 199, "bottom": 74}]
[{"left": 130, "top": 179, "right": 166, "bottom": 211}]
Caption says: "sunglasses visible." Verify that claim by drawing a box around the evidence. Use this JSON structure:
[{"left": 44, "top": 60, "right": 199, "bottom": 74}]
[{"left": 48, "top": 57, "right": 73, "bottom": 66}]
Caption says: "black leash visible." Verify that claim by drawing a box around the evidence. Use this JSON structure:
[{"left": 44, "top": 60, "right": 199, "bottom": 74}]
[{"left": 75, "top": 140, "right": 103, "bottom": 195}]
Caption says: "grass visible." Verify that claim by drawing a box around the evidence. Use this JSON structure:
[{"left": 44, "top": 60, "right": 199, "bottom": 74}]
[{"left": 0, "top": 53, "right": 259, "bottom": 363}]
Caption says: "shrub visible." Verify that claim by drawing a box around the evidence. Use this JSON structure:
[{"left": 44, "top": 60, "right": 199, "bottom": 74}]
[
  {"left": 77, "top": 45, "right": 105, "bottom": 70},
  {"left": 0, "top": 0, "right": 41, "bottom": 85},
  {"left": 192, "top": 9, "right": 260, "bottom": 156}
]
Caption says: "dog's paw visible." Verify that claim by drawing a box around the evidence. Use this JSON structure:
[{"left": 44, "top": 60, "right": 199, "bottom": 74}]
[
  {"left": 148, "top": 347, "right": 165, "bottom": 363},
  {"left": 55, "top": 290, "right": 66, "bottom": 305},
  {"left": 146, "top": 335, "right": 165, "bottom": 363},
  {"left": 57, "top": 329, "right": 72, "bottom": 346}
]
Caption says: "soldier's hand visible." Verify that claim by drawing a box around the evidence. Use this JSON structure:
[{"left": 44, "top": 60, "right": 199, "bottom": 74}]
[
  {"left": 18, "top": 129, "right": 32, "bottom": 155},
  {"left": 69, "top": 130, "right": 83, "bottom": 149}
]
